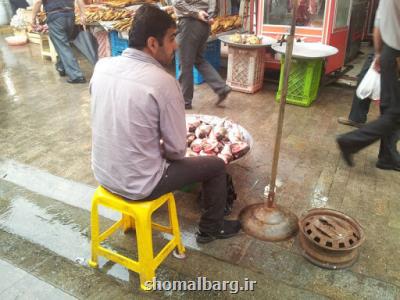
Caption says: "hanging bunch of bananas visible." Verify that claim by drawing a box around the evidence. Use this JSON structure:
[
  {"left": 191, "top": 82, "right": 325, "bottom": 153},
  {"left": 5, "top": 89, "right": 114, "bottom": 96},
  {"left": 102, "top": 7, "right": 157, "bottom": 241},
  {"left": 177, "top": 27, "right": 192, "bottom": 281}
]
[
  {"left": 211, "top": 15, "right": 242, "bottom": 35},
  {"left": 111, "top": 5, "right": 176, "bottom": 32},
  {"left": 76, "top": 7, "right": 133, "bottom": 24},
  {"left": 113, "top": 18, "right": 133, "bottom": 31},
  {"left": 101, "top": 0, "right": 158, "bottom": 8}
]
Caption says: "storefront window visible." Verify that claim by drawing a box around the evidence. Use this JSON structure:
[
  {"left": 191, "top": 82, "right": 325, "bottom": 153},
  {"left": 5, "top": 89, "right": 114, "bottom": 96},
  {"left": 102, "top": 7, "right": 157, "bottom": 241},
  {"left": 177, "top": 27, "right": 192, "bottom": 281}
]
[
  {"left": 334, "top": 0, "right": 351, "bottom": 29},
  {"left": 263, "top": 0, "right": 326, "bottom": 27}
]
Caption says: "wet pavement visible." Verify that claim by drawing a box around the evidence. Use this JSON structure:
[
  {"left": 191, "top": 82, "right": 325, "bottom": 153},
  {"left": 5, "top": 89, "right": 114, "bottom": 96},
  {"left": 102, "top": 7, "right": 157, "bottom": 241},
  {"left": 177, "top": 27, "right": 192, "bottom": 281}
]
[{"left": 0, "top": 36, "right": 400, "bottom": 299}]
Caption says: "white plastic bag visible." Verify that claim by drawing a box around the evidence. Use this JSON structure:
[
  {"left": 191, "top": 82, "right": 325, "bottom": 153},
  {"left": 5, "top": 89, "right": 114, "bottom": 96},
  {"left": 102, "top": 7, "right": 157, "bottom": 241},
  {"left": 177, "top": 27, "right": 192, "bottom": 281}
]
[{"left": 356, "top": 63, "right": 381, "bottom": 100}]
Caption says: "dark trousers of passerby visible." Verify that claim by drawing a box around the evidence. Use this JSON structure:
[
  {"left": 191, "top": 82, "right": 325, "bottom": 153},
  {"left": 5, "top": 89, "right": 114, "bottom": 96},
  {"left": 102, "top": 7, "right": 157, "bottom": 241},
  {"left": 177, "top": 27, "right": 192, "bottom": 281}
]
[
  {"left": 348, "top": 54, "right": 374, "bottom": 123},
  {"left": 338, "top": 43, "right": 400, "bottom": 165},
  {"left": 10, "top": 0, "right": 28, "bottom": 15},
  {"left": 142, "top": 156, "right": 226, "bottom": 234},
  {"left": 47, "top": 14, "right": 84, "bottom": 81},
  {"left": 176, "top": 18, "right": 226, "bottom": 106}
]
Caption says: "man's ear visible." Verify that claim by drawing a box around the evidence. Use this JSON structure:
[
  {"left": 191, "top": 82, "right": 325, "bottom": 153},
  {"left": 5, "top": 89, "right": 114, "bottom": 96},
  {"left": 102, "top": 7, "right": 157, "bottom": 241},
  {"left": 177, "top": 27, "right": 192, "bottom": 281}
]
[{"left": 146, "top": 36, "right": 159, "bottom": 54}]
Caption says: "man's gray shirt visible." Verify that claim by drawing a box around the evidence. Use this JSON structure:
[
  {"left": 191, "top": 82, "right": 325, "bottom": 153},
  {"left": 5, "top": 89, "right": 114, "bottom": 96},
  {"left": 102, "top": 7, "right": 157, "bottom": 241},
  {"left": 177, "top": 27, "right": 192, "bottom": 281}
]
[{"left": 90, "top": 48, "right": 187, "bottom": 200}]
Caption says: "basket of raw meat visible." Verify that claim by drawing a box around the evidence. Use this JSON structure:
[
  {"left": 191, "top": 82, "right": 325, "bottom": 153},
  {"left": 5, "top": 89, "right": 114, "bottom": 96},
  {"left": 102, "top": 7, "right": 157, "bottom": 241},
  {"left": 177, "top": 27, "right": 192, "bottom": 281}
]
[{"left": 186, "top": 114, "right": 252, "bottom": 164}]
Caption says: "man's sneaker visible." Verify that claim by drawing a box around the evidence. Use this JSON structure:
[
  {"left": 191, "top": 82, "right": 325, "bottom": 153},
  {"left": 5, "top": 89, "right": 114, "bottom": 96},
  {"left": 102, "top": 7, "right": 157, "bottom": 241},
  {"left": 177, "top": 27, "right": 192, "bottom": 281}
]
[
  {"left": 57, "top": 69, "right": 66, "bottom": 77},
  {"left": 216, "top": 86, "right": 232, "bottom": 106},
  {"left": 196, "top": 220, "right": 241, "bottom": 244},
  {"left": 376, "top": 160, "right": 400, "bottom": 171},
  {"left": 337, "top": 117, "right": 363, "bottom": 128},
  {"left": 336, "top": 136, "right": 354, "bottom": 167},
  {"left": 67, "top": 77, "right": 86, "bottom": 84},
  {"left": 55, "top": 64, "right": 66, "bottom": 77}
]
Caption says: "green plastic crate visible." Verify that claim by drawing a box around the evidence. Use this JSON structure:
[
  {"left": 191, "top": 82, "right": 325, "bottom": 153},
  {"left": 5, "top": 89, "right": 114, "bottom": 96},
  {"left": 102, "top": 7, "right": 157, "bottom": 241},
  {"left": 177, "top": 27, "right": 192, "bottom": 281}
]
[{"left": 276, "top": 57, "right": 323, "bottom": 107}]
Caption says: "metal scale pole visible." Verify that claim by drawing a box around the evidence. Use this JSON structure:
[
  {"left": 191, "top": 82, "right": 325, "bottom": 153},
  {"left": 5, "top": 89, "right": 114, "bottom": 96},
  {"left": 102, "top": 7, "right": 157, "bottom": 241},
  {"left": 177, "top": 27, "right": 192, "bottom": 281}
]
[{"left": 240, "top": 0, "right": 299, "bottom": 241}]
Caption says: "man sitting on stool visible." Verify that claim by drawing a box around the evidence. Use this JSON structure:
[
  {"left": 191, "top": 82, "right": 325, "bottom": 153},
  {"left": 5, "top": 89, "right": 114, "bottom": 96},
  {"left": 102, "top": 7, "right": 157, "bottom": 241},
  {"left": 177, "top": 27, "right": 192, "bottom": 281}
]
[{"left": 90, "top": 4, "right": 241, "bottom": 243}]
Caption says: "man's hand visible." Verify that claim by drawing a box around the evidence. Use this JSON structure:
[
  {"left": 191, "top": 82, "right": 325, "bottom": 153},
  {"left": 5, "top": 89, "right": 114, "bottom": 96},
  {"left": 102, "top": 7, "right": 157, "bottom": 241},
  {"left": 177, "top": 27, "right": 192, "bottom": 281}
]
[
  {"left": 373, "top": 54, "right": 381, "bottom": 73},
  {"left": 197, "top": 10, "right": 209, "bottom": 23},
  {"left": 373, "top": 27, "right": 382, "bottom": 73}
]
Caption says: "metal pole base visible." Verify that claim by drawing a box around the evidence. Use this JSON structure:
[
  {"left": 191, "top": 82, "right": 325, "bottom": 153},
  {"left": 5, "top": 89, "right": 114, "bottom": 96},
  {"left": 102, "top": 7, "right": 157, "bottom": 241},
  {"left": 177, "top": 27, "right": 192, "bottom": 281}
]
[{"left": 239, "top": 203, "right": 299, "bottom": 241}]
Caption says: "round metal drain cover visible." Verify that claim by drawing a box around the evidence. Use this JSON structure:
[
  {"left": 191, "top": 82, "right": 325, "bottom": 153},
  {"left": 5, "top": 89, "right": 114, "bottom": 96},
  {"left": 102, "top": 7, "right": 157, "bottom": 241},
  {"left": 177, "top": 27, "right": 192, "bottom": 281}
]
[{"left": 298, "top": 208, "right": 365, "bottom": 269}]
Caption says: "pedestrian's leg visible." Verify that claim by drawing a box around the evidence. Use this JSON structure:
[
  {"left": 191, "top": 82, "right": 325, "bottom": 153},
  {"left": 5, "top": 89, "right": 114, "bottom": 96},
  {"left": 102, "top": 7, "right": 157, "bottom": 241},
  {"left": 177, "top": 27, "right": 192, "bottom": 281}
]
[
  {"left": 176, "top": 19, "right": 198, "bottom": 107},
  {"left": 143, "top": 156, "right": 227, "bottom": 233},
  {"left": 193, "top": 26, "right": 227, "bottom": 96},
  {"left": 377, "top": 105, "right": 400, "bottom": 165},
  {"left": 376, "top": 46, "right": 400, "bottom": 167},
  {"left": 338, "top": 113, "right": 396, "bottom": 155},
  {"left": 48, "top": 16, "right": 84, "bottom": 81},
  {"left": 348, "top": 96, "right": 371, "bottom": 124},
  {"left": 55, "top": 56, "right": 65, "bottom": 75},
  {"left": 348, "top": 54, "right": 374, "bottom": 123},
  {"left": 337, "top": 45, "right": 400, "bottom": 166}
]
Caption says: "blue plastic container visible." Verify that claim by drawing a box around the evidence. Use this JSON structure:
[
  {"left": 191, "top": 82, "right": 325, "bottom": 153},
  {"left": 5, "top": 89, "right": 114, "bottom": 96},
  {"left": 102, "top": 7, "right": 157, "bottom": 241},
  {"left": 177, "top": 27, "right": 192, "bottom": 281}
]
[{"left": 109, "top": 31, "right": 128, "bottom": 57}]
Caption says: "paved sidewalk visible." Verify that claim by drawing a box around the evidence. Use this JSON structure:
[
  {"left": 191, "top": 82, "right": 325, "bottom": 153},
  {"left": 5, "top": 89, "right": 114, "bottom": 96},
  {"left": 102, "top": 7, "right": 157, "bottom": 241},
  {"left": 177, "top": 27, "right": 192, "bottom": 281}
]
[
  {"left": 0, "top": 259, "right": 76, "bottom": 300},
  {"left": 1, "top": 35, "right": 400, "bottom": 299}
]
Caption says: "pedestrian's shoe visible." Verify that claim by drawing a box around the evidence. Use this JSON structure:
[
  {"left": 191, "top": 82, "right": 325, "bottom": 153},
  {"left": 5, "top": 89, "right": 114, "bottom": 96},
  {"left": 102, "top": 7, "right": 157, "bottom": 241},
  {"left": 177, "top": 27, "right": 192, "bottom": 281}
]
[
  {"left": 196, "top": 220, "right": 241, "bottom": 244},
  {"left": 336, "top": 137, "right": 354, "bottom": 167},
  {"left": 337, "top": 117, "right": 363, "bottom": 128},
  {"left": 56, "top": 69, "right": 66, "bottom": 77},
  {"left": 376, "top": 160, "right": 400, "bottom": 171},
  {"left": 216, "top": 85, "right": 232, "bottom": 106},
  {"left": 67, "top": 77, "right": 86, "bottom": 84},
  {"left": 185, "top": 103, "right": 192, "bottom": 110},
  {"left": 55, "top": 63, "right": 66, "bottom": 77}
]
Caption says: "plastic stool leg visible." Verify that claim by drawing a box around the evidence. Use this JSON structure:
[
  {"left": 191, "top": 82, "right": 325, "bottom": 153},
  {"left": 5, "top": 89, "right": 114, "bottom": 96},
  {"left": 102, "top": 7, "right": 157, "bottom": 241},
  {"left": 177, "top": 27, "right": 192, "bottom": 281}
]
[
  {"left": 135, "top": 213, "right": 156, "bottom": 290},
  {"left": 122, "top": 214, "right": 135, "bottom": 233},
  {"left": 88, "top": 198, "right": 99, "bottom": 268},
  {"left": 168, "top": 195, "right": 186, "bottom": 256}
]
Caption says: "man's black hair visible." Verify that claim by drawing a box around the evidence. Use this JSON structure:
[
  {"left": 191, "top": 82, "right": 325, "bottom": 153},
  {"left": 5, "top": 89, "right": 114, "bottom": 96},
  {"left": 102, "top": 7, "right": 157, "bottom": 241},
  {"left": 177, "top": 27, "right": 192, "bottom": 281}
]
[{"left": 128, "top": 4, "right": 176, "bottom": 49}]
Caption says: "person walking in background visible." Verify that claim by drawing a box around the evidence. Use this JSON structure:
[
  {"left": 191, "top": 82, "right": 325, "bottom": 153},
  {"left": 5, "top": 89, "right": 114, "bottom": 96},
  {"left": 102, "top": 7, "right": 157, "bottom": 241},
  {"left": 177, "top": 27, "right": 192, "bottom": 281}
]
[
  {"left": 337, "top": 0, "right": 400, "bottom": 171},
  {"left": 337, "top": 53, "right": 374, "bottom": 128},
  {"left": 172, "top": 0, "right": 232, "bottom": 110},
  {"left": 31, "top": 0, "right": 87, "bottom": 84}
]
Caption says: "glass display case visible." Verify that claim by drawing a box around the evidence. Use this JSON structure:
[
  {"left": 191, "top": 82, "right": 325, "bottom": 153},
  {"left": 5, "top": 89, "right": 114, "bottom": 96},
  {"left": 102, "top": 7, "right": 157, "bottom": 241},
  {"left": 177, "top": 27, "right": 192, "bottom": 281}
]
[
  {"left": 263, "top": 0, "right": 326, "bottom": 27},
  {"left": 257, "top": 0, "right": 353, "bottom": 73},
  {"left": 334, "top": 0, "right": 352, "bottom": 29}
]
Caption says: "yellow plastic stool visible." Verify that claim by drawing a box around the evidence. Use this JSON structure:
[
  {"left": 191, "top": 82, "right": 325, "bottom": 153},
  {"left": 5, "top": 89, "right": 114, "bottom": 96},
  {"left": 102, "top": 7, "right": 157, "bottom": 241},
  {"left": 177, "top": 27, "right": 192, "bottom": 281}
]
[{"left": 88, "top": 186, "right": 186, "bottom": 290}]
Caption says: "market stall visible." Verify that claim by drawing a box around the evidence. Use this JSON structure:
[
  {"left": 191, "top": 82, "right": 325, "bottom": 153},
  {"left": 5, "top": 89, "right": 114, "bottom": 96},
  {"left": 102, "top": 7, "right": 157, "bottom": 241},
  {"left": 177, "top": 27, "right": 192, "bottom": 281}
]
[{"left": 79, "top": 0, "right": 248, "bottom": 84}]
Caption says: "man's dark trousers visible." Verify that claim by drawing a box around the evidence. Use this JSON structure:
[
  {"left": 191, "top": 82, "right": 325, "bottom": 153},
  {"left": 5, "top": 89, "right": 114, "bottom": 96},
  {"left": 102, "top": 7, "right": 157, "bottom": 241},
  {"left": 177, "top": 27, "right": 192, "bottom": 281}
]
[
  {"left": 47, "top": 14, "right": 84, "bottom": 81},
  {"left": 142, "top": 156, "right": 226, "bottom": 234},
  {"left": 348, "top": 53, "right": 374, "bottom": 124},
  {"left": 176, "top": 17, "right": 226, "bottom": 107},
  {"left": 338, "top": 43, "right": 400, "bottom": 164}
]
